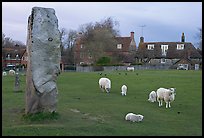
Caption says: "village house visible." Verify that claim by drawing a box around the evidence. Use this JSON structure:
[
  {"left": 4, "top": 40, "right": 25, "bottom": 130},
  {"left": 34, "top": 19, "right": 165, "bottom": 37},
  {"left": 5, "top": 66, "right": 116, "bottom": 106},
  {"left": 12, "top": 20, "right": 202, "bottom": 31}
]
[
  {"left": 74, "top": 32, "right": 137, "bottom": 65},
  {"left": 2, "top": 45, "right": 27, "bottom": 71},
  {"left": 2, "top": 32, "right": 202, "bottom": 71},
  {"left": 136, "top": 33, "right": 202, "bottom": 70},
  {"left": 3, "top": 44, "right": 65, "bottom": 72}
]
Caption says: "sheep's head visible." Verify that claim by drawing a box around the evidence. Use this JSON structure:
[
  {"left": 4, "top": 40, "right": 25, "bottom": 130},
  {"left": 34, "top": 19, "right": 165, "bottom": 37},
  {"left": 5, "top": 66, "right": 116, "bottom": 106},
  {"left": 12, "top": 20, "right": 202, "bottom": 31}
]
[
  {"left": 169, "top": 88, "right": 176, "bottom": 92},
  {"left": 137, "top": 115, "right": 144, "bottom": 121},
  {"left": 105, "top": 88, "right": 110, "bottom": 93},
  {"left": 171, "top": 88, "right": 177, "bottom": 95}
]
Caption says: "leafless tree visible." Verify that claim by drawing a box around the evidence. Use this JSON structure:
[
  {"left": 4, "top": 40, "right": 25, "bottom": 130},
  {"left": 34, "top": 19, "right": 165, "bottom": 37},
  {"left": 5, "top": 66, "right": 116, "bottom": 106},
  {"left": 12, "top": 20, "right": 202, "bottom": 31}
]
[
  {"left": 60, "top": 28, "right": 77, "bottom": 65},
  {"left": 195, "top": 28, "right": 202, "bottom": 50},
  {"left": 78, "top": 17, "right": 120, "bottom": 64},
  {"left": 2, "top": 32, "right": 25, "bottom": 47}
]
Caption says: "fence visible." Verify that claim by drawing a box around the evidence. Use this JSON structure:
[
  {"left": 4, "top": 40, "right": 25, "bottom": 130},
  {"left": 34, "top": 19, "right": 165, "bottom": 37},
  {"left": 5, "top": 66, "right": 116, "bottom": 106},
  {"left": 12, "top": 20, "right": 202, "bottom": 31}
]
[{"left": 74, "top": 65, "right": 171, "bottom": 72}]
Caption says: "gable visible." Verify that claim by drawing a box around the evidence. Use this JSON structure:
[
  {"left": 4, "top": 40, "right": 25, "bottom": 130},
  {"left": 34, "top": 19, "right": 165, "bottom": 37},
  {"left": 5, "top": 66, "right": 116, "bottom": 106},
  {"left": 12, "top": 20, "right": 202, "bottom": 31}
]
[{"left": 115, "top": 37, "right": 132, "bottom": 52}]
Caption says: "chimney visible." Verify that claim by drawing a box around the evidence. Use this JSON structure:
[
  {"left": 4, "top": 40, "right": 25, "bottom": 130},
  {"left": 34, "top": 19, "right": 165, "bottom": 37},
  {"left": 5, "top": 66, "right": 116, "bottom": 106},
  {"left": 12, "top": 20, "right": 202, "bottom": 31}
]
[
  {"left": 140, "top": 36, "right": 144, "bottom": 43},
  {"left": 181, "top": 32, "right": 185, "bottom": 42},
  {"left": 130, "top": 31, "right": 134, "bottom": 40}
]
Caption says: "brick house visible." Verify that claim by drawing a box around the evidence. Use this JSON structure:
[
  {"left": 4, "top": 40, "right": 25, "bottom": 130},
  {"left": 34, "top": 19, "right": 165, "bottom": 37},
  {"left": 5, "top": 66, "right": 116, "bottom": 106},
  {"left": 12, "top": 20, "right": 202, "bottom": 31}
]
[
  {"left": 74, "top": 32, "right": 137, "bottom": 65},
  {"left": 136, "top": 33, "right": 202, "bottom": 70},
  {"left": 2, "top": 45, "right": 27, "bottom": 70},
  {"left": 3, "top": 45, "right": 65, "bottom": 72}
]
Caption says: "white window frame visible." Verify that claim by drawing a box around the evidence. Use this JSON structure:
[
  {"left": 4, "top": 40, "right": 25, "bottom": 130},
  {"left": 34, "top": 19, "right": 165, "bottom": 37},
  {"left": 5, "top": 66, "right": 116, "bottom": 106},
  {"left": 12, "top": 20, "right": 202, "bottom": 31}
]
[
  {"left": 117, "top": 44, "right": 122, "bottom": 49},
  {"left": 161, "top": 45, "right": 168, "bottom": 56},
  {"left": 147, "top": 44, "right": 154, "bottom": 50},
  {"left": 80, "top": 44, "right": 83, "bottom": 49},
  {"left": 177, "top": 44, "right": 184, "bottom": 50},
  {"left": 161, "top": 58, "right": 166, "bottom": 63}
]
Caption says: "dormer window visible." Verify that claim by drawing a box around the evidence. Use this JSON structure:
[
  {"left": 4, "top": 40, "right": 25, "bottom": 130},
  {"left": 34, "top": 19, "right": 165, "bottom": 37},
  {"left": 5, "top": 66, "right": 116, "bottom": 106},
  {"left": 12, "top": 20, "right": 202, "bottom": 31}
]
[
  {"left": 7, "top": 54, "right": 10, "bottom": 59},
  {"left": 177, "top": 44, "right": 184, "bottom": 50},
  {"left": 161, "top": 45, "right": 168, "bottom": 56},
  {"left": 117, "top": 44, "right": 122, "bottom": 49},
  {"left": 147, "top": 44, "right": 154, "bottom": 50}
]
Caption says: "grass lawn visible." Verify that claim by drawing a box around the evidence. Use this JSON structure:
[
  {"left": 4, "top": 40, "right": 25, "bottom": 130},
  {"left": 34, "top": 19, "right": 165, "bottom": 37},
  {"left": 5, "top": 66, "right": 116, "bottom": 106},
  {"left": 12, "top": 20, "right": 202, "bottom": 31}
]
[{"left": 2, "top": 70, "right": 202, "bottom": 136}]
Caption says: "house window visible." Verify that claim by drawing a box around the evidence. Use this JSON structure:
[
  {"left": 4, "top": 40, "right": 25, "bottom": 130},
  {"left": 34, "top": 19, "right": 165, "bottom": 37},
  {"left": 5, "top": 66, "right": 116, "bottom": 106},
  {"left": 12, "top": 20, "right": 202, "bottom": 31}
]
[
  {"left": 147, "top": 44, "right": 154, "bottom": 50},
  {"left": 16, "top": 54, "right": 19, "bottom": 59},
  {"left": 80, "top": 44, "right": 83, "bottom": 49},
  {"left": 7, "top": 54, "right": 10, "bottom": 59},
  {"left": 161, "top": 45, "right": 168, "bottom": 56},
  {"left": 117, "top": 44, "right": 122, "bottom": 49},
  {"left": 80, "top": 52, "right": 84, "bottom": 58},
  {"left": 177, "top": 44, "right": 184, "bottom": 50},
  {"left": 161, "top": 58, "right": 166, "bottom": 63}
]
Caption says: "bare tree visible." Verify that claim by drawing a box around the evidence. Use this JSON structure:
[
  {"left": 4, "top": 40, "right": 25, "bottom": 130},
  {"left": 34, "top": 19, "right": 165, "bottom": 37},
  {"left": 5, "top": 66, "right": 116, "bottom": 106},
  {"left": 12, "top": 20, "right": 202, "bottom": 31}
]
[
  {"left": 60, "top": 29, "right": 77, "bottom": 65},
  {"left": 195, "top": 28, "right": 202, "bottom": 50},
  {"left": 78, "top": 17, "right": 120, "bottom": 64},
  {"left": 2, "top": 33, "right": 15, "bottom": 47},
  {"left": 2, "top": 32, "right": 25, "bottom": 47},
  {"left": 198, "top": 28, "right": 202, "bottom": 50}
]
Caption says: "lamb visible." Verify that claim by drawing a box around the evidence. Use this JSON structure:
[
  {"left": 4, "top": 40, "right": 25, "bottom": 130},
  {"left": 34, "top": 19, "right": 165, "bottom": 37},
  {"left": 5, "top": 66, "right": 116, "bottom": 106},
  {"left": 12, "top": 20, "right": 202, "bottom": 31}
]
[
  {"left": 121, "top": 85, "right": 127, "bottom": 96},
  {"left": 2, "top": 71, "right": 7, "bottom": 76},
  {"left": 156, "top": 87, "right": 176, "bottom": 108},
  {"left": 148, "top": 91, "right": 157, "bottom": 102},
  {"left": 8, "top": 69, "right": 15, "bottom": 75},
  {"left": 125, "top": 112, "right": 144, "bottom": 122},
  {"left": 127, "top": 66, "right": 134, "bottom": 71},
  {"left": 125, "top": 112, "right": 134, "bottom": 121},
  {"left": 98, "top": 77, "right": 111, "bottom": 93}
]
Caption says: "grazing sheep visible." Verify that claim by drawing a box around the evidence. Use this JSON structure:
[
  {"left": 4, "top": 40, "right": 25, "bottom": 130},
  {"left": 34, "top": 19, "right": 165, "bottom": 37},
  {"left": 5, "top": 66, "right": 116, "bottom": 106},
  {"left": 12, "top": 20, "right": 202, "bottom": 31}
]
[
  {"left": 9, "top": 69, "right": 15, "bottom": 75},
  {"left": 125, "top": 112, "right": 134, "bottom": 121},
  {"left": 127, "top": 66, "right": 134, "bottom": 71},
  {"left": 2, "top": 71, "right": 7, "bottom": 76},
  {"left": 156, "top": 87, "right": 176, "bottom": 108},
  {"left": 121, "top": 85, "right": 127, "bottom": 96},
  {"left": 148, "top": 91, "right": 157, "bottom": 102},
  {"left": 98, "top": 77, "right": 111, "bottom": 93},
  {"left": 125, "top": 113, "right": 144, "bottom": 122}
]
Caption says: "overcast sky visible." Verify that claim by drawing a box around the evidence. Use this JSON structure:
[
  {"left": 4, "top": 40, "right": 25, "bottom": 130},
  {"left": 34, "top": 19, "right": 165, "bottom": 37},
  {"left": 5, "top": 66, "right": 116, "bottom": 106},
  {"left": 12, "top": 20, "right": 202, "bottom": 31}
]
[{"left": 2, "top": 2, "right": 202, "bottom": 47}]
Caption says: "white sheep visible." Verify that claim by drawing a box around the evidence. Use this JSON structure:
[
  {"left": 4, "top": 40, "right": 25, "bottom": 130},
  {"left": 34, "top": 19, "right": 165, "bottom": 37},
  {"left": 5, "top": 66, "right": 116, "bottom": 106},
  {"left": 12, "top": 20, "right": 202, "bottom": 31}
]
[
  {"left": 127, "top": 66, "right": 134, "bottom": 71},
  {"left": 8, "top": 69, "right": 15, "bottom": 75},
  {"left": 148, "top": 91, "right": 157, "bottom": 102},
  {"left": 125, "top": 112, "right": 134, "bottom": 121},
  {"left": 121, "top": 85, "right": 127, "bottom": 96},
  {"left": 125, "top": 112, "right": 144, "bottom": 122},
  {"left": 98, "top": 77, "right": 111, "bottom": 93},
  {"left": 156, "top": 87, "right": 176, "bottom": 108},
  {"left": 2, "top": 71, "right": 7, "bottom": 76}
]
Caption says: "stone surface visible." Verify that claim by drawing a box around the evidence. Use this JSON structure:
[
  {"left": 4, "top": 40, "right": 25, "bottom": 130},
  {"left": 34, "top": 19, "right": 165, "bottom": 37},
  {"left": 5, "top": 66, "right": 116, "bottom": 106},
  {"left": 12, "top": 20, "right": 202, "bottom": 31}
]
[
  {"left": 14, "top": 73, "right": 20, "bottom": 92},
  {"left": 25, "top": 7, "right": 61, "bottom": 114}
]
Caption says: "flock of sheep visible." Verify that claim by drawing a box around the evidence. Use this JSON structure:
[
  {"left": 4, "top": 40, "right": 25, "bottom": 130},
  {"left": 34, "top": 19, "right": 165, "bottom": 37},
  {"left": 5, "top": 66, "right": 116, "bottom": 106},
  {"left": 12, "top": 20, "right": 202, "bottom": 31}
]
[
  {"left": 98, "top": 77, "right": 176, "bottom": 123},
  {"left": 3, "top": 69, "right": 176, "bottom": 123},
  {"left": 2, "top": 70, "right": 16, "bottom": 76}
]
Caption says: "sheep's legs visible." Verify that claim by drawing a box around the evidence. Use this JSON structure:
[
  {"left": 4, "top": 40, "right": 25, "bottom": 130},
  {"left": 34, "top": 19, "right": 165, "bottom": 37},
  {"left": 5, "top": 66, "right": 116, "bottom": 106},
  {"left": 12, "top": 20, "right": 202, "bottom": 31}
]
[
  {"left": 158, "top": 100, "right": 162, "bottom": 107},
  {"left": 99, "top": 85, "right": 105, "bottom": 92},
  {"left": 165, "top": 102, "right": 171, "bottom": 108}
]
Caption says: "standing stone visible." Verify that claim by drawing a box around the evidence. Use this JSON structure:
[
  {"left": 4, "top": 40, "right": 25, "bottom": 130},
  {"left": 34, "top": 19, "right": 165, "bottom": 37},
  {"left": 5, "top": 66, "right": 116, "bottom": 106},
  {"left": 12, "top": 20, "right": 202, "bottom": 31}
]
[
  {"left": 14, "top": 73, "right": 20, "bottom": 92},
  {"left": 25, "top": 7, "right": 61, "bottom": 114}
]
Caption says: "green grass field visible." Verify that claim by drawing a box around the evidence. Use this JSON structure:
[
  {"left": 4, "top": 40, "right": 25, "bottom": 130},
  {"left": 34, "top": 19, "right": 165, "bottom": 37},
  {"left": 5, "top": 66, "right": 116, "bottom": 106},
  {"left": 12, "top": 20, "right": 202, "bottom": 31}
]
[{"left": 2, "top": 70, "right": 202, "bottom": 136}]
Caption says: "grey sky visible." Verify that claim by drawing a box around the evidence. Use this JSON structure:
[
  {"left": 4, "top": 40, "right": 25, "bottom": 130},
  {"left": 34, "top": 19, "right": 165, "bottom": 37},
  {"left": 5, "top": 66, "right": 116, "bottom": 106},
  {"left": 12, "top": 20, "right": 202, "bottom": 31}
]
[{"left": 2, "top": 2, "right": 202, "bottom": 47}]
